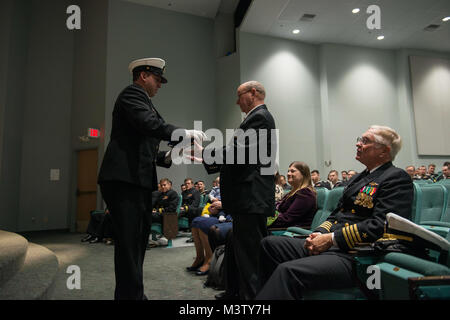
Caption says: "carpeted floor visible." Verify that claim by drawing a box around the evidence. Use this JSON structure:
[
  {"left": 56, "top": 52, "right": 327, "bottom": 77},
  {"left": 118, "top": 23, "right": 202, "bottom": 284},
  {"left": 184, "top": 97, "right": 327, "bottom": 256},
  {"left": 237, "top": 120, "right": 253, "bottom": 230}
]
[{"left": 22, "top": 231, "right": 219, "bottom": 300}]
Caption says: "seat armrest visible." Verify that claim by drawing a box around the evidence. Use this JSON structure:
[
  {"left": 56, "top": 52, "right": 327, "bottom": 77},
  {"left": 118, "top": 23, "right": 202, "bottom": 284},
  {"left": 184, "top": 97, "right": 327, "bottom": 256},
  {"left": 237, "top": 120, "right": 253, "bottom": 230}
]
[{"left": 286, "top": 226, "right": 312, "bottom": 235}]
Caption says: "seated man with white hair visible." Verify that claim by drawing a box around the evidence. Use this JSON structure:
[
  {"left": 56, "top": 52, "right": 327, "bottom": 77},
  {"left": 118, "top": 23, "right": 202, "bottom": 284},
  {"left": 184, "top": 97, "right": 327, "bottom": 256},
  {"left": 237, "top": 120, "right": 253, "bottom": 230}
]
[{"left": 256, "top": 125, "right": 414, "bottom": 300}]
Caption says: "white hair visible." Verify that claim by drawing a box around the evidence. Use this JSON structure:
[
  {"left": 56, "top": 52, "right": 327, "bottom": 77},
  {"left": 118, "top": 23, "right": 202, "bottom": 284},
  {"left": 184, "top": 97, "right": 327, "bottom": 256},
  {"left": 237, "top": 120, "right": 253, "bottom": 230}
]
[{"left": 368, "top": 125, "right": 402, "bottom": 161}]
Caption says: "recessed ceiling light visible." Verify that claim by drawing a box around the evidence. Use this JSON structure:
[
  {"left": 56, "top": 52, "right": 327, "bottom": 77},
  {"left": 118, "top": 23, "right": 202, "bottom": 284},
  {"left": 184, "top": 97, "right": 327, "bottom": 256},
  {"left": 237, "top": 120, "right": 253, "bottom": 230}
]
[
  {"left": 352, "top": 8, "right": 360, "bottom": 14},
  {"left": 292, "top": 29, "right": 300, "bottom": 34},
  {"left": 377, "top": 35, "right": 385, "bottom": 40},
  {"left": 443, "top": 16, "right": 450, "bottom": 22}
]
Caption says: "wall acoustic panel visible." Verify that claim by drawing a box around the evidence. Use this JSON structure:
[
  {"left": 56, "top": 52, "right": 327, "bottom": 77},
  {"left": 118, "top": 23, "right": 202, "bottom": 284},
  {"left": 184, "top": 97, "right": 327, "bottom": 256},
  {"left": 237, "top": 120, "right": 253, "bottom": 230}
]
[{"left": 409, "top": 56, "right": 450, "bottom": 156}]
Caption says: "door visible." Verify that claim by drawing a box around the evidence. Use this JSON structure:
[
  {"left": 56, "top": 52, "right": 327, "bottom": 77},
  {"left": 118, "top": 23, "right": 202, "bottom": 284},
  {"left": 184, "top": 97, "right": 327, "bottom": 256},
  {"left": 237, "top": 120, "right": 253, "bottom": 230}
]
[{"left": 76, "top": 149, "right": 98, "bottom": 233}]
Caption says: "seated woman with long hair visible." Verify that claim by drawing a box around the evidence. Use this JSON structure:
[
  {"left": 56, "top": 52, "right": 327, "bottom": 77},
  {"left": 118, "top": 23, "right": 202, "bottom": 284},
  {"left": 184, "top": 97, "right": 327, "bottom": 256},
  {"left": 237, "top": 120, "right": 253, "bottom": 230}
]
[{"left": 269, "top": 161, "right": 317, "bottom": 229}]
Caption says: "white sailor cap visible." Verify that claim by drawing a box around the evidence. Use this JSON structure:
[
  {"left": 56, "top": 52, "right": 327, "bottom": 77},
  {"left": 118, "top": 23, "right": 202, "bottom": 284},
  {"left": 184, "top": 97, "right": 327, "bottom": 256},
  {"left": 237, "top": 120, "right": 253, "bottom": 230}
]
[{"left": 128, "top": 58, "right": 167, "bottom": 83}]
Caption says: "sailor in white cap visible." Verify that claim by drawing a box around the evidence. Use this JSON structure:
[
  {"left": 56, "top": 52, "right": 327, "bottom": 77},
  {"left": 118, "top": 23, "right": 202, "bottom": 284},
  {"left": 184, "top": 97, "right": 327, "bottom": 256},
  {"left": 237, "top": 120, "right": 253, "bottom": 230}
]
[{"left": 98, "top": 57, "right": 206, "bottom": 300}]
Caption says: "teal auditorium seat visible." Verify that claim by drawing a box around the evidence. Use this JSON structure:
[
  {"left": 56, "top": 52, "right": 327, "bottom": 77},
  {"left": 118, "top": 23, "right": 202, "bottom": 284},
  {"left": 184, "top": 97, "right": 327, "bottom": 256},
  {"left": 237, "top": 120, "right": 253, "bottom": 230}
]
[
  {"left": 178, "top": 194, "right": 190, "bottom": 230},
  {"left": 413, "top": 183, "right": 449, "bottom": 237},
  {"left": 437, "top": 179, "right": 450, "bottom": 186},
  {"left": 285, "top": 187, "right": 344, "bottom": 237},
  {"left": 199, "top": 194, "right": 208, "bottom": 207},
  {"left": 376, "top": 231, "right": 450, "bottom": 300},
  {"left": 414, "top": 179, "right": 433, "bottom": 184}
]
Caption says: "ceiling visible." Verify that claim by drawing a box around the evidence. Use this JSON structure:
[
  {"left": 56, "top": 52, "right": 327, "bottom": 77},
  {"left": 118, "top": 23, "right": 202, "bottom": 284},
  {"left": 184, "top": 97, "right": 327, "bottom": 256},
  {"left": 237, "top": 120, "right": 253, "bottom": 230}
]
[
  {"left": 124, "top": 0, "right": 240, "bottom": 18},
  {"left": 240, "top": 0, "right": 450, "bottom": 52},
  {"left": 122, "top": 0, "right": 450, "bottom": 52}
]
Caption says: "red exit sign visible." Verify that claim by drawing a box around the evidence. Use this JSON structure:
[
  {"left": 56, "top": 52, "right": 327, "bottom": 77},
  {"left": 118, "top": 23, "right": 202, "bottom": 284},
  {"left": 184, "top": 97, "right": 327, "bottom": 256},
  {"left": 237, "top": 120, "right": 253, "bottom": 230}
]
[{"left": 87, "top": 128, "right": 100, "bottom": 138}]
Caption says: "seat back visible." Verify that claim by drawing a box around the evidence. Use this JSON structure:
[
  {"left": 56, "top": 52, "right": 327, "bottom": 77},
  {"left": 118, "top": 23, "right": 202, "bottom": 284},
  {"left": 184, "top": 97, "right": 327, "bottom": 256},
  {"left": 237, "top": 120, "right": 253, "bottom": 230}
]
[
  {"left": 175, "top": 194, "right": 183, "bottom": 215},
  {"left": 414, "top": 179, "right": 432, "bottom": 184},
  {"left": 310, "top": 188, "right": 329, "bottom": 230},
  {"left": 442, "top": 184, "right": 450, "bottom": 224},
  {"left": 201, "top": 194, "right": 210, "bottom": 207},
  {"left": 319, "top": 187, "right": 344, "bottom": 222},
  {"left": 414, "top": 183, "right": 446, "bottom": 224},
  {"left": 411, "top": 182, "right": 421, "bottom": 223}
]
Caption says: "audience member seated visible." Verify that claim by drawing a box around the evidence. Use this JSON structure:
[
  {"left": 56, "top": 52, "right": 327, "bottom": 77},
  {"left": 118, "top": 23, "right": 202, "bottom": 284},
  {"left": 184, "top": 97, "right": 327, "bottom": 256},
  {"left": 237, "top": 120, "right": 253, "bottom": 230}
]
[
  {"left": 149, "top": 178, "right": 179, "bottom": 247},
  {"left": 427, "top": 163, "right": 438, "bottom": 181},
  {"left": 195, "top": 180, "right": 209, "bottom": 196},
  {"left": 341, "top": 170, "right": 348, "bottom": 182},
  {"left": 187, "top": 183, "right": 231, "bottom": 276},
  {"left": 208, "top": 177, "right": 221, "bottom": 202},
  {"left": 179, "top": 178, "right": 201, "bottom": 226},
  {"left": 328, "top": 170, "right": 343, "bottom": 188},
  {"left": 347, "top": 170, "right": 357, "bottom": 180},
  {"left": 81, "top": 208, "right": 114, "bottom": 245},
  {"left": 274, "top": 173, "right": 284, "bottom": 202},
  {"left": 256, "top": 125, "right": 414, "bottom": 300},
  {"left": 416, "top": 165, "right": 430, "bottom": 180},
  {"left": 405, "top": 165, "right": 415, "bottom": 180},
  {"left": 437, "top": 164, "right": 449, "bottom": 181},
  {"left": 269, "top": 162, "right": 317, "bottom": 229},
  {"left": 311, "top": 170, "right": 331, "bottom": 190}
]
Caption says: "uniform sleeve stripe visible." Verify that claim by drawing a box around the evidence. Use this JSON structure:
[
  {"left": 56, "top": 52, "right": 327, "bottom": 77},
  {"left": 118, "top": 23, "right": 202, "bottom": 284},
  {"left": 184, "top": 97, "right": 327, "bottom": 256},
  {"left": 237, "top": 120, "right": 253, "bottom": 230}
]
[
  {"left": 342, "top": 227, "right": 354, "bottom": 249},
  {"left": 320, "top": 222, "right": 332, "bottom": 231},
  {"left": 348, "top": 225, "right": 358, "bottom": 245},
  {"left": 353, "top": 224, "right": 362, "bottom": 243}
]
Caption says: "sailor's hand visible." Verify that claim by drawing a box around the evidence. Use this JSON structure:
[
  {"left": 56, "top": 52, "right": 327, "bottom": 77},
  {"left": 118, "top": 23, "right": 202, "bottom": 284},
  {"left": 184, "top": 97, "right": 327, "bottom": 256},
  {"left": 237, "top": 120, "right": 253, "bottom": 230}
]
[{"left": 185, "top": 129, "right": 207, "bottom": 143}]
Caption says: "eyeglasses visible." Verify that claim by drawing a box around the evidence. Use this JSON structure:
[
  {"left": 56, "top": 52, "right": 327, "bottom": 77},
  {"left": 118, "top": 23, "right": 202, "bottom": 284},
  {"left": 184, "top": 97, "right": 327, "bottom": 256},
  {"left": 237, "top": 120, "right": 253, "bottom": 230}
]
[
  {"left": 357, "top": 136, "right": 385, "bottom": 146},
  {"left": 356, "top": 137, "right": 374, "bottom": 145}
]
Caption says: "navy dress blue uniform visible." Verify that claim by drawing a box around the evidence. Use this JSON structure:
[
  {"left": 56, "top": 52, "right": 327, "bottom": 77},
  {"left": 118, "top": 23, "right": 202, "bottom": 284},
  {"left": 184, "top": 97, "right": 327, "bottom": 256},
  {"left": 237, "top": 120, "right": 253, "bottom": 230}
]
[
  {"left": 203, "top": 104, "right": 276, "bottom": 300},
  {"left": 256, "top": 161, "right": 414, "bottom": 299},
  {"left": 98, "top": 82, "right": 179, "bottom": 300},
  {"left": 152, "top": 189, "right": 179, "bottom": 223},
  {"left": 180, "top": 187, "right": 201, "bottom": 225}
]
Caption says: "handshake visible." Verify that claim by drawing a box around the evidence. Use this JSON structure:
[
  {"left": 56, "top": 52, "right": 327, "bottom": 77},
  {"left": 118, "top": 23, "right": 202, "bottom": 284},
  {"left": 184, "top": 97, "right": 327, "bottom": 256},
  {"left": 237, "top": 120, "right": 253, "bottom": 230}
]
[
  {"left": 169, "top": 129, "right": 207, "bottom": 164},
  {"left": 184, "top": 129, "right": 207, "bottom": 144}
]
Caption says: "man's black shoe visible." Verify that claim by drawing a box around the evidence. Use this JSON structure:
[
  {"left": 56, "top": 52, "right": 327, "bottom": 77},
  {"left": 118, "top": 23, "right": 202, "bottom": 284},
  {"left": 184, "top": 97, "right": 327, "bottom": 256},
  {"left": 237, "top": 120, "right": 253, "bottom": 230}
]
[
  {"left": 215, "top": 291, "right": 238, "bottom": 300},
  {"left": 89, "top": 237, "right": 100, "bottom": 243},
  {"left": 81, "top": 235, "right": 93, "bottom": 242}
]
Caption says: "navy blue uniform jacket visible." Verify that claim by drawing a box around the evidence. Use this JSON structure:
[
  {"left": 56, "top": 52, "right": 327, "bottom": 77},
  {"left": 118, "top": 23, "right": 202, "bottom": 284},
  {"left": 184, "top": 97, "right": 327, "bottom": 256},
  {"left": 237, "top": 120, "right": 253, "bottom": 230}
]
[{"left": 98, "top": 84, "right": 179, "bottom": 190}]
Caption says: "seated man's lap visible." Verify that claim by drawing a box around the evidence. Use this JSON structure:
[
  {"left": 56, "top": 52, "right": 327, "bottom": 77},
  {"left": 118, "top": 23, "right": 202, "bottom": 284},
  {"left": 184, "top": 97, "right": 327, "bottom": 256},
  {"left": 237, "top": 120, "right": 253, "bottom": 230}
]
[{"left": 261, "top": 236, "right": 354, "bottom": 287}]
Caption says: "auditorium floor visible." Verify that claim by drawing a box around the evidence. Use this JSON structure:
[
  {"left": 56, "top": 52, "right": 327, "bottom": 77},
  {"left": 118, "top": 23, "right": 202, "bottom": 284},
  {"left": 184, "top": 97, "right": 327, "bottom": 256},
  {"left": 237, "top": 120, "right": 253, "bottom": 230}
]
[{"left": 22, "top": 231, "right": 218, "bottom": 300}]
